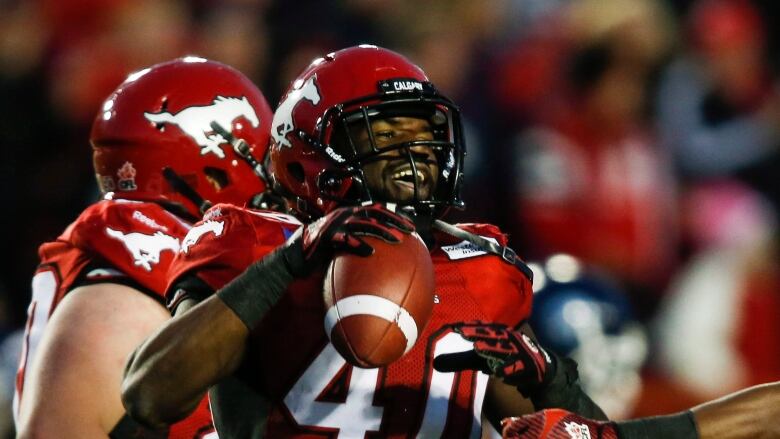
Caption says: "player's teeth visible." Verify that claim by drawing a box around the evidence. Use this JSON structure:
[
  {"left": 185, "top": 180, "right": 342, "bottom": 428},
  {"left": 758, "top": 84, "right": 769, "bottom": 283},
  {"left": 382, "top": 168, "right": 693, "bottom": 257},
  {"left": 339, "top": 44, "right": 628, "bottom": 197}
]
[{"left": 393, "top": 169, "right": 413, "bottom": 179}]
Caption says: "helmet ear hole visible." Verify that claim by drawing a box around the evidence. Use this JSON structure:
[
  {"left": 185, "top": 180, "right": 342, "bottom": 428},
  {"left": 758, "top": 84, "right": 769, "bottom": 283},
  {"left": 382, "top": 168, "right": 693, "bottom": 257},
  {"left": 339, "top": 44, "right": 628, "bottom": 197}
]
[
  {"left": 287, "top": 162, "right": 305, "bottom": 183},
  {"left": 204, "top": 167, "right": 229, "bottom": 191}
]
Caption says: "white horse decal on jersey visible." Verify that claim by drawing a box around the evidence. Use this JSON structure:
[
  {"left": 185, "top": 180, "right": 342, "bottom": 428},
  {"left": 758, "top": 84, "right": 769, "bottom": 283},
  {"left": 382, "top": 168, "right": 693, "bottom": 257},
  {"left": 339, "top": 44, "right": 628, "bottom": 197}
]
[
  {"left": 105, "top": 228, "right": 180, "bottom": 271},
  {"left": 180, "top": 220, "right": 225, "bottom": 254},
  {"left": 143, "top": 96, "right": 259, "bottom": 158},
  {"left": 272, "top": 76, "right": 321, "bottom": 148}
]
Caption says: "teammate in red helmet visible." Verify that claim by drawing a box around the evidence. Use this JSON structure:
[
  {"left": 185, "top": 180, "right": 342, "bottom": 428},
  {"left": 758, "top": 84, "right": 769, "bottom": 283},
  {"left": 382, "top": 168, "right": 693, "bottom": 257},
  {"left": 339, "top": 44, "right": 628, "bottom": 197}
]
[
  {"left": 122, "top": 45, "right": 604, "bottom": 437},
  {"left": 14, "top": 57, "right": 274, "bottom": 438}
]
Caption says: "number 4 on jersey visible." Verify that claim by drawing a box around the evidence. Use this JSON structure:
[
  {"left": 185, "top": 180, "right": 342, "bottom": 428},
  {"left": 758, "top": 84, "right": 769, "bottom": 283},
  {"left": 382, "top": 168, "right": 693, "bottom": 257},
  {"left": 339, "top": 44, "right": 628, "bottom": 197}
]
[{"left": 284, "top": 332, "right": 489, "bottom": 438}]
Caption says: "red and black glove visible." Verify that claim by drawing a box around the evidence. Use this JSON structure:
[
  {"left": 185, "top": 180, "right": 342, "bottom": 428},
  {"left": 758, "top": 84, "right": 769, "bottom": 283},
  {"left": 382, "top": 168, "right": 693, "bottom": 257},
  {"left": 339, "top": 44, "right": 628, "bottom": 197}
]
[
  {"left": 433, "top": 322, "right": 555, "bottom": 397},
  {"left": 501, "top": 409, "right": 618, "bottom": 439},
  {"left": 284, "top": 202, "right": 415, "bottom": 277}
]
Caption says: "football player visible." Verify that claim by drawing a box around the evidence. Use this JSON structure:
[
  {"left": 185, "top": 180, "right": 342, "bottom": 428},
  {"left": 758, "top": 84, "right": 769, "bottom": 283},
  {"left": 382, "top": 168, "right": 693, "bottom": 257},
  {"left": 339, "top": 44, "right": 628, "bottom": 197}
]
[
  {"left": 14, "top": 57, "right": 274, "bottom": 438},
  {"left": 501, "top": 381, "right": 780, "bottom": 438},
  {"left": 121, "top": 45, "right": 605, "bottom": 437}
]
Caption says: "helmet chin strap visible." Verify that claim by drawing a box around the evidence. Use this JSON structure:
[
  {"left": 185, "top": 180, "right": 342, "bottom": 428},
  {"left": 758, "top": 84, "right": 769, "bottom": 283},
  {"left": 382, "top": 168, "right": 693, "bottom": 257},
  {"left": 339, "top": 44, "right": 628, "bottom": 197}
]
[
  {"left": 432, "top": 219, "right": 534, "bottom": 281},
  {"left": 397, "top": 205, "right": 436, "bottom": 247},
  {"left": 162, "top": 167, "right": 212, "bottom": 216}
]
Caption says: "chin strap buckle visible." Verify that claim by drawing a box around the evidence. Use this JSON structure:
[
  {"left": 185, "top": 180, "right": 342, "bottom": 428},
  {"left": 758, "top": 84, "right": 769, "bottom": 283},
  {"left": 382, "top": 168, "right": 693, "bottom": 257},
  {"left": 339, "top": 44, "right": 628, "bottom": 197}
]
[
  {"left": 433, "top": 219, "right": 533, "bottom": 282},
  {"left": 502, "top": 246, "right": 517, "bottom": 265}
]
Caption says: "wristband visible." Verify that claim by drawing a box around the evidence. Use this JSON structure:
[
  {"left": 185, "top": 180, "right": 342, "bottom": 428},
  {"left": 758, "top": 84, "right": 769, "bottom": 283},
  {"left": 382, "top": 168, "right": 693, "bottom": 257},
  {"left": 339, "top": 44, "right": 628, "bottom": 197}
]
[
  {"left": 616, "top": 411, "right": 698, "bottom": 439},
  {"left": 530, "top": 354, "right": 609, "bottom": 421},
  {"left": 217, "top": 247, "right": 295, "bottom": 330}
]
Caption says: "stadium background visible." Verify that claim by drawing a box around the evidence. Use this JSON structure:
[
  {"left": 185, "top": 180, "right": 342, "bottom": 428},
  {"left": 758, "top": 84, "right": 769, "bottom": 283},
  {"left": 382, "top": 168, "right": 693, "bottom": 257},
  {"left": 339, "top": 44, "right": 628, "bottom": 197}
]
[{"left": 2, "top": 0, "right": 780, "bottom": 435}]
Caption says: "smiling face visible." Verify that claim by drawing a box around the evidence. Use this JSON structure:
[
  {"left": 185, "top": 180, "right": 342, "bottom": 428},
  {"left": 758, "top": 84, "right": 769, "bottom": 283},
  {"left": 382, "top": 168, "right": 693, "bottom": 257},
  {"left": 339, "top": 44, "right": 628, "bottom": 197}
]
[{"left": 350, "top": 116, "right": 440, "bottom": 203}]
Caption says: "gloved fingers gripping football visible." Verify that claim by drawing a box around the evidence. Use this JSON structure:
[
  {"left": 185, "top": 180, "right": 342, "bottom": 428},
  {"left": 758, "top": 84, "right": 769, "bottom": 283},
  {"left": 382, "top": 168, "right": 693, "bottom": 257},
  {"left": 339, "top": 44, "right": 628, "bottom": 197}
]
[
  {"left": 342, "top": 218, "right": 404, "bottom": 243},
  {"left": 330, "top": 232, "right": 375, "bottom": 257},
  {"left": 360, "top": 205, "right": 415, "bottom": 234}
]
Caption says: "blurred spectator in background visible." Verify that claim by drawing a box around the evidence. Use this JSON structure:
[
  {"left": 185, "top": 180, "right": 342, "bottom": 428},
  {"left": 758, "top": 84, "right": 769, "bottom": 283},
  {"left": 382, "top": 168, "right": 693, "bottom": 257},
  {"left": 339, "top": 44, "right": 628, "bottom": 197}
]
[
  {"left": 48, "top": 0, "right": 192, "bottom": 125},
  {"left": 655, "top": 180, "right": 780, "bottom": 400},
  {"left": 0, "top": 329, "right": 21, "bottom": 439},
  {"left": 194, "top": 1, "right": 271, "bottom": 86},
  {"left": 0, "top": 282, "right": 19, "bottom": 439},
  {"left": 394, "top": 0, "right": 516, "bottom": 224},
  {"left": 506, "top": 0, "right": 679, "bottom": 315},
  {"left": 656, "top": 0, "right": 780, "bottom": 186},
  {"left": 1, "top": 0, "right": 72, "bottom": 337}
]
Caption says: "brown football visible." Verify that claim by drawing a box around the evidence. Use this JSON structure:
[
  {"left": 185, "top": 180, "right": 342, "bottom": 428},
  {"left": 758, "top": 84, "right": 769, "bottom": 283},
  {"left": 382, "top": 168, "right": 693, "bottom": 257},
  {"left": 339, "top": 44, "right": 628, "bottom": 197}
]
[{"left": 322, "top": 232, "right": 435, "bottom": 368}]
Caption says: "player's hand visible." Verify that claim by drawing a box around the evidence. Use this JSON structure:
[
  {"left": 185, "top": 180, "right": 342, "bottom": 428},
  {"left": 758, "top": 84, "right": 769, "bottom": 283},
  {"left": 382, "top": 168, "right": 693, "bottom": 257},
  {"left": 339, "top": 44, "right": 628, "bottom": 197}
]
[
  {"left": 433, "top": 322, "right": 555, "bottom": 397},
  {"left": 283, "top": 203, "right": 415, "bottom": 277},
  {"left": 502, "top": 409, "right": 618, "bottom": 439}
]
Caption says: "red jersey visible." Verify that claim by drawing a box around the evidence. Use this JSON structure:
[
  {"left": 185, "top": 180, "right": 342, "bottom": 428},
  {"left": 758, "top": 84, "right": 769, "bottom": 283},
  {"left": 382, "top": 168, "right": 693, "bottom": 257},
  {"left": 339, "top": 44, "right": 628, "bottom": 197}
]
[
  {"left": 14, "top": 198, "right": 216, "bottom": 438},
  {"left": 169, "top": 204, "right": 533, "bottom": 438}
]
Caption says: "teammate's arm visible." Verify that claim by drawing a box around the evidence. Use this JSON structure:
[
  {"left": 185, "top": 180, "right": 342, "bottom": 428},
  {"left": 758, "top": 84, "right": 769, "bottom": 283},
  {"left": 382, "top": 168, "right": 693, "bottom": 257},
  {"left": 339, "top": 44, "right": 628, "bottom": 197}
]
[
  {"left": 502, "top": 381, "right": 780, "bottom": 439},
  {"left": 16, "top": 284, "right": 170, "bottom": 438},
  {"left": 693, "top": 381, "right": 780, "bottom": 438},
  {"left": 483, "top": 377, "right": 537, "bottom": 430}
]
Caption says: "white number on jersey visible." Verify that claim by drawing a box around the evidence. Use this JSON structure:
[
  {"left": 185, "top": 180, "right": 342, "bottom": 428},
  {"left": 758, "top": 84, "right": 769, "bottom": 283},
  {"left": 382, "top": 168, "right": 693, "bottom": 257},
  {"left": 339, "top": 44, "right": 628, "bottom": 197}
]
[
  {"left": 284, "top": 344, "right": 382, "bottom": 438},
  {"left": 417, "top": 332, "right": 489, "bottom": 438},
  {"left": 284, "top": 334, "right": 489, "bottom": 438}
]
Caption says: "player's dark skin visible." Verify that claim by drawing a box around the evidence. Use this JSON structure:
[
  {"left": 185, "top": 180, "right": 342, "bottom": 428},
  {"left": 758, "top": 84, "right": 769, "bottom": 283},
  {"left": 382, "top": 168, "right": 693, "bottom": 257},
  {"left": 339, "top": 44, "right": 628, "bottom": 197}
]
[
  {"left": 692, "top": 382, "right": 780, "bottom": 438},
  {"left": 122, "top": 116, "right": 540, "bottom": 430},
  {"left": 505, "top": 382, "right": 780, "bottom": 438},
  {"left": 353, "top": 116, "right": 439, "bottom": 203}
]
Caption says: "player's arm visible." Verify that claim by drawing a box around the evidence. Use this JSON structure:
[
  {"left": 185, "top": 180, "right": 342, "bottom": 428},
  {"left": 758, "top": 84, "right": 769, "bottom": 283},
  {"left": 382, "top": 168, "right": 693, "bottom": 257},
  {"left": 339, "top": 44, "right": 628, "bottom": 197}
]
[
  {"left": 122, "top": 289, "right": 250, "bottom": 428},
  {"left": 16, "top": 283, "right": 170, "bottom": 438},
  {"left": 483, "top": 377, "right": 537, "bottom": 429},
  {"left": 693, "top": 381, "right": 780, "bottom": 439},
  {"left": 435, "top": 321, "right": 607, "bottom": 426},
  {"left": 502, "top": 381, "right": 780, "bottom": 439},
  {"left": 121, "top": 204, "right": 415, "bottom": 428}
]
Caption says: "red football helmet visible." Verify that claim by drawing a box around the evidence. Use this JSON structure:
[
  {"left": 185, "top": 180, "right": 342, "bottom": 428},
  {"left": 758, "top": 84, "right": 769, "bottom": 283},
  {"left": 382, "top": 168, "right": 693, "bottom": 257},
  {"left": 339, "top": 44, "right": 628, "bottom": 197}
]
[
  {"left": 267, "top": 45, "right": 466, "bottom": 220},
  {"left": 91, "top": 56, "right": 273, "bottom": 219}
]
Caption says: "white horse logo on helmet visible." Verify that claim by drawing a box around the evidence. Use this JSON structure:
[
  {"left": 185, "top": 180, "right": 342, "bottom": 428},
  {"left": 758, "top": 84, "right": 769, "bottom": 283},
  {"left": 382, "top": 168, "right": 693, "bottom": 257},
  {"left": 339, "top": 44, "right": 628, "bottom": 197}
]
[
  {"left": 105, "top": 227, "right": 180, "bottom": 271},
  {"left": 272, "top": 76, "right": 321, "bottom": 148},
  {"left": 144, "top": 95, "right": 259, "bottom": 158}
]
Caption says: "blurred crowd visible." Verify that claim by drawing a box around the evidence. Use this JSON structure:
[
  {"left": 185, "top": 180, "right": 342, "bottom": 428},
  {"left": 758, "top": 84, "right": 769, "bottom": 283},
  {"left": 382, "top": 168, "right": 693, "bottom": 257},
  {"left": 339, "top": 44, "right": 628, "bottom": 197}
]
[{"left": 2, "top": 0, "right": 780, "bottom": 434}]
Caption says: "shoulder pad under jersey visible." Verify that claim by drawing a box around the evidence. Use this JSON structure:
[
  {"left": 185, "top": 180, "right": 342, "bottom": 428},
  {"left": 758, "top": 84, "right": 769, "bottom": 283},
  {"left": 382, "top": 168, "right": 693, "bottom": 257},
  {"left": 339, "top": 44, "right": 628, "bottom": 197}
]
[
  {"left": 434, "top": 221, "right": 533, "bottom": 326},
  {"left": 168, "top": 204, "right": 301, "bottom": 292},
  {"left": 63, "top": 199, "right": 191, "bottom": 294}
]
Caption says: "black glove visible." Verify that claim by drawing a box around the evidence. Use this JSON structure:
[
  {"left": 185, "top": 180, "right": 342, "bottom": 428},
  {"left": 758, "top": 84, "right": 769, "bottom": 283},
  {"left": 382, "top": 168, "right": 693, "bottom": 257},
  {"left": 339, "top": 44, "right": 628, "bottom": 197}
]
[
  {"left": 282, "top": 202, "right": 415, "bottom": 277},
  {"left": 433, "top": 322, "right": 556, "bottom": 397}
]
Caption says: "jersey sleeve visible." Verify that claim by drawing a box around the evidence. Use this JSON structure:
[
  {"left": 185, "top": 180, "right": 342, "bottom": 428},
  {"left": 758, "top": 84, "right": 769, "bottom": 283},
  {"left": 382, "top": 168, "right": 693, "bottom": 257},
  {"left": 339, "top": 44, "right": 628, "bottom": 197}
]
[
  {"left": 166, "top": 204, "right": 299, "bottom": 308},
  {"left": 65, "top": 200, "right": 190, "bottom": 298},
  {"left": 456, "top": 223, "right": 533, "bottom": 326}
]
